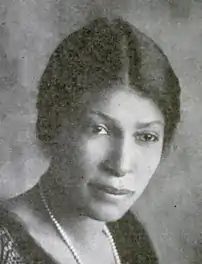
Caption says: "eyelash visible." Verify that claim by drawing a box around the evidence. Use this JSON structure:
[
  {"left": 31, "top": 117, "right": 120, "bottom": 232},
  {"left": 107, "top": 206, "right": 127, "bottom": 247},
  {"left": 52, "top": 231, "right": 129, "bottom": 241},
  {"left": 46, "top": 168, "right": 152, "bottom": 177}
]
[
  {"left": 135, "top": 132, "right": 159, "bottom": 143},
  {"left": 91, "top": 124, "right": 109, "bottom": 135},
  {"left": 91, "top": 124, "right": 160, "bottom": 143}
]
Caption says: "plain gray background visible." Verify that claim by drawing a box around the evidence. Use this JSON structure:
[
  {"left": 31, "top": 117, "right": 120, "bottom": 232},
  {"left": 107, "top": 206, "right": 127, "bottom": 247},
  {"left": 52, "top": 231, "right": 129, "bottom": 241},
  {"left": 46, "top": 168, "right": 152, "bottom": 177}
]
[{"left": 0, "top": 0, "right": 202, "bottom": 263}]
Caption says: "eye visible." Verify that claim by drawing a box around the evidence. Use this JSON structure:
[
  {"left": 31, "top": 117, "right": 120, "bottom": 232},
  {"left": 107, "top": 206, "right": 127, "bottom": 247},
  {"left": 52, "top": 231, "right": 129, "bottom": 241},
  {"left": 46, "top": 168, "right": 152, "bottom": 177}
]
[
  {"left": 92, "top": 124, "right": 109, "bottom": 135},
  {"left": 135, "top": 132, "right": 159, "bottom": 143}
]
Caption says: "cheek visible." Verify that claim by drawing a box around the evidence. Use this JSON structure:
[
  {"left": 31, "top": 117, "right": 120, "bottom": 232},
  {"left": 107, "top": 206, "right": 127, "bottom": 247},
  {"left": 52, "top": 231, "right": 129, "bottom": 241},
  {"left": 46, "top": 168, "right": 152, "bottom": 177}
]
[
  {"left": 81, "top": 137, "right": 110, "bottom": 166},
  {"left": 135, "top": 145, "right": 162, "bottom": 186},
  {"left": 145, "top": 149, "right": 162, "bottom": 174}
]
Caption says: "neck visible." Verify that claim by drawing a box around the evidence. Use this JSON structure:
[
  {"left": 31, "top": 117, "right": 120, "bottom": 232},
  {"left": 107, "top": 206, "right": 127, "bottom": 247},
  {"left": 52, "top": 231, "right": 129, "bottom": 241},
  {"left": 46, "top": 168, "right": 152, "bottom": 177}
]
[
  {"left": 39, "top": 172, "right": 105, "bottom": 247},
  {"left": 57, "top": 212, "right": 105, "bottom": 248}
]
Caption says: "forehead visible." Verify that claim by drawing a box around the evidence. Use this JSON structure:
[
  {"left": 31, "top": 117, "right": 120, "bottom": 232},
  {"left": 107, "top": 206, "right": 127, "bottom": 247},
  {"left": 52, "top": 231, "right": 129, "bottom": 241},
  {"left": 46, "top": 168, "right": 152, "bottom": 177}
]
[{"left": 86, "top": 85, "right": 164, "bottom": 126}]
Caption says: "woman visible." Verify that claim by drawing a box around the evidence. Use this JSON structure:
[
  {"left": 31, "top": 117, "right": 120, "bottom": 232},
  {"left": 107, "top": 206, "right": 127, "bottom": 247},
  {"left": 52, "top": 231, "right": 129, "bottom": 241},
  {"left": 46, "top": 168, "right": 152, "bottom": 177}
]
[{"left": 0, "top": 17, "right": 181, "bottom": 264}]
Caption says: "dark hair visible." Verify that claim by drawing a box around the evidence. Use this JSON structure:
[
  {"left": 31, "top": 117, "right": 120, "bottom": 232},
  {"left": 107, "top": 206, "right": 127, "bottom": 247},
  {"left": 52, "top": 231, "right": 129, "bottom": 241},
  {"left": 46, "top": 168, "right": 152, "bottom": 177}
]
[{"left": 36, "top": 17, "right": 181, "bottom": 151}]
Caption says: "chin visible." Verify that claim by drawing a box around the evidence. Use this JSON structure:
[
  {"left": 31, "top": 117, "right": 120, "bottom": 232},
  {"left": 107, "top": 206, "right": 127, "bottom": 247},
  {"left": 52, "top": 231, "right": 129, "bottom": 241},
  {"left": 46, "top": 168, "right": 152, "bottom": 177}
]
[
  {"left": 78, "top": 191, "right": 138, "bottom": 222},
  {"left": 85, "top": 204, "right": 130, "bottom": 222}
]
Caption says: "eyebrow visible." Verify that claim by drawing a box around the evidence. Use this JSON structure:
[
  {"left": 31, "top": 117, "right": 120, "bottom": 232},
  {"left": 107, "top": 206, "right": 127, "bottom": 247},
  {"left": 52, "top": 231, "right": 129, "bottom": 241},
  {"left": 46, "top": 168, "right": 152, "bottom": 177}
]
[
  {"left": 91, "top": 110, "right": 164, "bottom": 129},
  {"left": 135, "top": 120, "right": 164, "bottom": 129},
  {"left": 90, "top": 110, "right": 119, "bottom": 126}
]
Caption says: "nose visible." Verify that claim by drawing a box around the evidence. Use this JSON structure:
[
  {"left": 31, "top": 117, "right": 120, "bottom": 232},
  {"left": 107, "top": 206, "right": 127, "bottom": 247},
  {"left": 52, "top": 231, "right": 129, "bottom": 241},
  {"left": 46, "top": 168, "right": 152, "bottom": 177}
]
[{"left": 103, "top": 135, "right": 135, "bottom": 177}]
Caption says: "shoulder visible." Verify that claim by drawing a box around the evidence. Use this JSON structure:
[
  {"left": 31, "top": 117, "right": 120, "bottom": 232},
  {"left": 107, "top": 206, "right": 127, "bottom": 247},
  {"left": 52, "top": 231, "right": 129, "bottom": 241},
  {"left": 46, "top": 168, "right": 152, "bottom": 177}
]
[
  {"left": 0, "top": 215, "right": 25, "bottom": 263},
  {"left": 0, "top": 206, "right": 27, "bottom": 263},
  {"left": 108, "top": 210, "right": 159, "bottom": 264},
  {"left": 0, "top": 206, "right": 20, "bottom": 232}
]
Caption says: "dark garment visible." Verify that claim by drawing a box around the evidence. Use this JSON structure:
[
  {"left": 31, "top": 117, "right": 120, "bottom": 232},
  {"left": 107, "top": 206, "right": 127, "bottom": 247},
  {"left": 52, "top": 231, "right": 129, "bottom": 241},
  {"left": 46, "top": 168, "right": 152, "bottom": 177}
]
[{"left": 0, "top": 207, "right": 158, "bottom": 264}]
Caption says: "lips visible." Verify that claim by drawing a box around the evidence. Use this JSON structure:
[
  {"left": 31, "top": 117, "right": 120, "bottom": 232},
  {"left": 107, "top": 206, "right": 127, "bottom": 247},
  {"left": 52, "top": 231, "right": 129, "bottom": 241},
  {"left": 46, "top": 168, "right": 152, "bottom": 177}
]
[{"left": 89, "top": 183, "right": 134, "bottom": 196}]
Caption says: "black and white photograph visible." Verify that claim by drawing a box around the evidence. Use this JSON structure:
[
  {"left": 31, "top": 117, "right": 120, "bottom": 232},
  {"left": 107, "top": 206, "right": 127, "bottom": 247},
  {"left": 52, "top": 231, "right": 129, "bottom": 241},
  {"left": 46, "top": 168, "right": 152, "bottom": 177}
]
[{"left": 0, "top": 1, "right": 201, "bottom": 263}]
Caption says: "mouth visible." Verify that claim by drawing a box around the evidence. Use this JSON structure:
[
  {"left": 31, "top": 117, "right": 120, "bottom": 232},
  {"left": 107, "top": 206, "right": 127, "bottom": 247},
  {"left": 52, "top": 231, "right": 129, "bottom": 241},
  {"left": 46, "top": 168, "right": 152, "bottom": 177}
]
[{"left": 89, "top": 183, "right": 134, "bottom": 196}]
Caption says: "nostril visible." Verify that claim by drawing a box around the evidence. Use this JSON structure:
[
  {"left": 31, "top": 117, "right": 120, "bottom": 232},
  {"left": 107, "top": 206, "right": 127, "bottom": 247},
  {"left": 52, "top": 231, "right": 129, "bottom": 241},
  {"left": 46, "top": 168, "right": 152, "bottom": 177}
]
[
  {"left": 99, "top": 162, "right": 127, "bottom": 177},
  {"left": 111, "top": 168, "right": 126, "bottom": 178}
]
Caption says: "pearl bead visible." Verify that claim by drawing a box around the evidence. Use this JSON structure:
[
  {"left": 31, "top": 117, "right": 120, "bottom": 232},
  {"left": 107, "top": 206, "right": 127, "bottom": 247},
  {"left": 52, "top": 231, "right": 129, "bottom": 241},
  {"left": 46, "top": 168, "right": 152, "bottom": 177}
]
[{"left": 39, "top": 183, "right": 122, "bottom": 264}]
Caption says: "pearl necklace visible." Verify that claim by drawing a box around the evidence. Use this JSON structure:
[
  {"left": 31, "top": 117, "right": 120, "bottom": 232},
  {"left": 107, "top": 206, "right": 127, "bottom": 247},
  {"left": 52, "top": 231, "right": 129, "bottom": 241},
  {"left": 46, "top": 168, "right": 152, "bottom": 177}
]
[{"left": 39, "top": 183, "right": 121, "bottom": 264}]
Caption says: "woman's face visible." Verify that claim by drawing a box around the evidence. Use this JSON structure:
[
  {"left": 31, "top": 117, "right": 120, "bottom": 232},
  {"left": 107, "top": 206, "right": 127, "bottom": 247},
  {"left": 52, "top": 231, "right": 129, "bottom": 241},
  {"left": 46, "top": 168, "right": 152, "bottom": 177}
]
[{"left": 51, "top": 85, "right": 165, "bottom": 221}]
